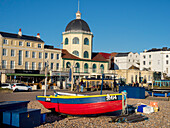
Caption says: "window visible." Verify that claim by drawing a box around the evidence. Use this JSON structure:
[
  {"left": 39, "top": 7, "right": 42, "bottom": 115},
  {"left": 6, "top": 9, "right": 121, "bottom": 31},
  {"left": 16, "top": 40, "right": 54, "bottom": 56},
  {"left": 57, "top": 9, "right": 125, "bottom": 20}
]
[
  {"left": 84, "top": 51, "right": 89, "bottom": 58},
  {"left": 18, "top": 50, "right": 22, "bottom": 65},
  {"left": 149, "top": 55, "right": 151, "bottom": 58},
  {"left": 25, "top": 62, "right": 29, "bottom": 70},
  {"left": 25, "top": 51, "right": 29, "bottom": 58},
  {"left": 2, "top": 60, "right": 7, "bottom": 69},
  {"left": 149, "top": 61, "right": 151, "bottom": 65},
  {"left": 51, "top": 63, "right": 53, "bottom": 70},
  {"left": 143, "top": 61, "right": 145, "bottom": 65},
  {"left": 45, "top": 53, "right": 48, "bottom": 59},
  {"left": 100, "top": 64, "right": 104, "bottom": 73},
  {"left": 51, "top": 53, "right": 54, "bottom": 59},
  {"left": 11, "top": 49, "right": 15, "bottom": 57},
  {"left": 143, "top": 55, "right": 146, "bottom": 59},
  {"left": 45, "top": 62, "right": 47, "bottom": 67},
  {"left": 73, "top": 37, "right": 79, "bottom": 44},
  {"left": 65, "top": 38, "right": 68, "bottom": 45},
  {"left": 10, "top": 61, "right": 15, "bottom": 69},
  {"left": 11, "top": 40, "right": 14, "bottom": 45},
  {"left": 135, "top": 75, "right": 138, "bottom": 82},
  {"left": 72, "top": 50, "right": 79, "bottom": 56},
  {"left": 3, "top": 49, "right": 7, "bottom": 56},
  {"left": 38, "top": 62, "right": 42, "bottom": 70},
  {"left": 66, "top": 62, "right": 71, "bottom": 68},
  {"left": 129, "top": 59, "right": 130, "bottom": 62},
  {"left": 166, "top": 60, "right": 169, "bottom": 64},
  {"left": 3, "top": 39, "right": 8, "bottom": 44},
  {"left": 56, "top": 54, "right": 59, "bottom": 60},
  {"left": 38, "top": 44, "right": 41, "bottom": 48},
  {"left": 39, "top": 52, "right": 42, "bottom": 59},
  {"left": 92, "top": 64, "right": 96, "bottom": 73},
  {"left": 32, "top": 52, "right": 36, "bottom": 58},
  {"left": 19, "top": 41, "right": 23, "bottom": 46},
  {"left": 32, "top": 62, "right": 36, "bottom": 70},
  {"left": 84, "top": 63, "right": 88, "bottom": 73},
  {"left": 131, "top": 75, "right": 133, "bottom": 83},
  {"left": 166, "top": 55, "right": 168, "bottom": 58},
  {"left": 75, "top": 62, "right": 80, "bottom": 73},
  {"left": 27, "top": 42, "right": 30, "bottom": 47},
  {"left": 84, "top": 38, "right": 89, "bottom": 45},
  {"left": 56, "top": 63, "right": 59, "bottom": 70}
]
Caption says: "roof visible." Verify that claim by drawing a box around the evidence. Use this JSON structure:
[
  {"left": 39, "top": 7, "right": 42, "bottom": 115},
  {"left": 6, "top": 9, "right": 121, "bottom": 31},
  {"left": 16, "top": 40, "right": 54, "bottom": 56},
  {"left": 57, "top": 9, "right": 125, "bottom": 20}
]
[
  {"left": 62, "top": 49, "right": 108, "bottom": 62},
  {"left": 0, "top": 31, "right": 44, "bottom": 42},
  {"left": 62, "top": 49, "right": 80, "bottom": 60},
  {"left": 146, "top": 47, "right": 170, "bottom": 52},
  {"left": 115, "top": 52, "right": 130, "bottom": 57},
  {"left": 99, "top": 52, "right": 111, "bottom": 59},
  {"left": 92, "top": 53, "right": 108, "bottom": 61},
  {"left": 111, "top": 52, "right": 118, "bottom": 57},
  {"left": 65, "top": 19, "right": 91, "bottom": 32},
  {"left": 129, "top": 65, "right": 139, "bottom": 70}
]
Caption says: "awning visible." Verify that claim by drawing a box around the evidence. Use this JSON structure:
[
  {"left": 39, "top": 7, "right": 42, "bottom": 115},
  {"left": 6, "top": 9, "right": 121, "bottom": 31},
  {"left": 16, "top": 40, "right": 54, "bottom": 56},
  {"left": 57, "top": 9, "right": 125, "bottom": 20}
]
[{"left": 6, "top": 73, "right": 50, "bottom": 77}]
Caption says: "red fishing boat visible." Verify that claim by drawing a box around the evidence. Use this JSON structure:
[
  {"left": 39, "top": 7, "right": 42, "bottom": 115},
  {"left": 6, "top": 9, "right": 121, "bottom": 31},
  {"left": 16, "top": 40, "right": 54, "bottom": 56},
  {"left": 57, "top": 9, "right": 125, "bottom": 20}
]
[{"left": 36, "top": 92, "right": 127, "bottom": 115}]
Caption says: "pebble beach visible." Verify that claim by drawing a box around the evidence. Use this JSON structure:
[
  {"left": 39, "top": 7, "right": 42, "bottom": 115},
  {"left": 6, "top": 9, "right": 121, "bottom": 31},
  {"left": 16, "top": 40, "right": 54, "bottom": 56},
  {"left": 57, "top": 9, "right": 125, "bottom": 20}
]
[{"left": 28, "top": 98, "right": 170, "bottom": 128}]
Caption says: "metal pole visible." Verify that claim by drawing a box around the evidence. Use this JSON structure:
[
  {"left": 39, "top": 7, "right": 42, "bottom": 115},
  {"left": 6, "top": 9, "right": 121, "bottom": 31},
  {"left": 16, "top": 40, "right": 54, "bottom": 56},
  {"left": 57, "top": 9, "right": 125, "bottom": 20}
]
[
  {"left": 100, "top": 74, "right": 104, "bottom": 95},
  {"left": 44, "top": 66, "right": 47, "bottom": 96},
  {"left": 44, "top": 61, "right": 48, "bottom": 96},
  {"left": 71, "top": 66, "right": 74, "bottom": 91}
]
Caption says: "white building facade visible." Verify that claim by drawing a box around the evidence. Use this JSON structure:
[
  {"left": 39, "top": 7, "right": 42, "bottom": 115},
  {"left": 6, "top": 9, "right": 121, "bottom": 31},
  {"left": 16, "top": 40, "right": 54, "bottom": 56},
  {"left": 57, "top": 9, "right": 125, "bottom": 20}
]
[
  {"left": 140, "top": 48, "right": 170, "bottom": 78},
  {"left": 114, "top": 52, "right": 140, "bottom": 70}
]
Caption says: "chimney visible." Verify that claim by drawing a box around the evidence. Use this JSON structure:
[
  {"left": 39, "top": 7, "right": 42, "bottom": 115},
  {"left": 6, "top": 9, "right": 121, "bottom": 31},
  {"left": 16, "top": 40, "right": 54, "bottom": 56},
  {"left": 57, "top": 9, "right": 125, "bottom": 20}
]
[
  {"left": 18, "top": 28, "right": 22, "bottom": 36},
  {"left": 36, "top": 33, "right": 40, "bottom": 38}
]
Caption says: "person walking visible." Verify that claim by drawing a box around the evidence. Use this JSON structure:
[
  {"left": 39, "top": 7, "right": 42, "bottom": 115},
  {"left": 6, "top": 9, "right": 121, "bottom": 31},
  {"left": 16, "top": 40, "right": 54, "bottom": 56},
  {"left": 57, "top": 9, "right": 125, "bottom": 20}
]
[{"left": 75, "top": 78, "right": 80, "bottom": 92}]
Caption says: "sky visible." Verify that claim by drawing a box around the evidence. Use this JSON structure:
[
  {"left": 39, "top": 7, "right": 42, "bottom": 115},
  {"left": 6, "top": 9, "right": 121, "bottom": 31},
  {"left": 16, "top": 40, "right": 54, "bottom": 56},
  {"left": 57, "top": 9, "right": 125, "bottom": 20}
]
[{"left": 0, "top": 0, "right": 170, "bottom": 53}]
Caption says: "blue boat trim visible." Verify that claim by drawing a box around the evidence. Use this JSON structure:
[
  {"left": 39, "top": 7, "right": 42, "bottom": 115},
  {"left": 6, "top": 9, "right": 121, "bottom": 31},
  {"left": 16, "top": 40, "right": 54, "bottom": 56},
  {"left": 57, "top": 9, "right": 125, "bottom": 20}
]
[{"left": 36, "top": 95, "right": 122, "bottom": 104}]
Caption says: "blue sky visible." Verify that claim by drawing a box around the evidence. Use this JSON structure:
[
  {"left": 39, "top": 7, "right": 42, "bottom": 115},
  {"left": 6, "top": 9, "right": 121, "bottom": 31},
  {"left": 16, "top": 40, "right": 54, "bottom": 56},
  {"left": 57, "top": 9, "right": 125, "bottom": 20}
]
[{"left": 0, "top": 0, "right": 170, "bottom": 53}]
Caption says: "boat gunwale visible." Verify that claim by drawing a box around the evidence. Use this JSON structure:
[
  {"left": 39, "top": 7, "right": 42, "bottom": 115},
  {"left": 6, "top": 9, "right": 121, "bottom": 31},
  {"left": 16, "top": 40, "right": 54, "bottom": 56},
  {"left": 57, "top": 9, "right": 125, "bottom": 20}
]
[{"left": 37, "top": 93, "right": 122, "bottom": 99}]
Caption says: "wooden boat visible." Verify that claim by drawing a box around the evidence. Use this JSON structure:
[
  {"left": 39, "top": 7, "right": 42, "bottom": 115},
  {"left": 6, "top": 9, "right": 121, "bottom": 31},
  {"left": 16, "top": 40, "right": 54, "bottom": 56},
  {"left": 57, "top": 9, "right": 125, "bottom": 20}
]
[{"left": 36, "top": 92, "right": 126, "bottom": 115}]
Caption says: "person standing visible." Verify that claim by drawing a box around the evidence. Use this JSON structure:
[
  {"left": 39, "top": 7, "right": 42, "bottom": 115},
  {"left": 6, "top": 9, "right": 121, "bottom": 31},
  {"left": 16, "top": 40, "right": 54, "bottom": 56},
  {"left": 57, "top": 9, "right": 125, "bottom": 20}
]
[{"left": 80, "top": 79, "right": 84, "bottom": 92}]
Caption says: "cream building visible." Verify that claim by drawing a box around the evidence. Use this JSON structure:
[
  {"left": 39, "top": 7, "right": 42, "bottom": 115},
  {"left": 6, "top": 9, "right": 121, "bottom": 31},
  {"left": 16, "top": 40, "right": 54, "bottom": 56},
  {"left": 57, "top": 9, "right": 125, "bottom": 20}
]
[
  {"left": 115, "top": 67, "right": 153, "bottom": 85},
  {"left": 0, "top": 29, "right": 46, "bottom": 83},
  {"left": 60, "top": 10, "right": 111, "bottom": 79}
]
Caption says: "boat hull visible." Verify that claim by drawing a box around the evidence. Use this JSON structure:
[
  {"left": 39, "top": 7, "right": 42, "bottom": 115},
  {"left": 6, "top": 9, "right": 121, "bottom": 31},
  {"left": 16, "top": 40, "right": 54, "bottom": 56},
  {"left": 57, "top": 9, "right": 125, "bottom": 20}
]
[
  {"left": 38, "top": 100, "right": 122, "bottom": 115},
  {"left": 37, "top": 94, "right": 123, "bottom": 115}
]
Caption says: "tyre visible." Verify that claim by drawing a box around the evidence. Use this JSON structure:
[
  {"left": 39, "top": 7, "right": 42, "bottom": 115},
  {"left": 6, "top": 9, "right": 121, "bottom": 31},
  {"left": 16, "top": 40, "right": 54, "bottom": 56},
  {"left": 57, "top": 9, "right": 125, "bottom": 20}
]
[
  {"left": 14, "top": 88, "right": 18, "bottom": 92},
  {"left": 28, "top": 88, "right": 32, "bottom": 92}
]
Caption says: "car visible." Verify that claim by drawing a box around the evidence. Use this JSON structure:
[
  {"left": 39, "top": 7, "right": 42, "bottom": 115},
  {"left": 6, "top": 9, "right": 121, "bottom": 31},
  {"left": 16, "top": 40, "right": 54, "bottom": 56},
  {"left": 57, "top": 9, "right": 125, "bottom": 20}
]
[
  {"left": 11, "top": 83, "right": 32, "bottom": 92},
  {"left": 0, "top": 83, "right": 12, "bottom": 89}
]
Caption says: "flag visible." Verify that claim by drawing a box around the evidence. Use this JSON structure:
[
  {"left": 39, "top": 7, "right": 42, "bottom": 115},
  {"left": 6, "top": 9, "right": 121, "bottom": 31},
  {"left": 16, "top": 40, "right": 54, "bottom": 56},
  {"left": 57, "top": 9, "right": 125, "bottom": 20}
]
[{"left": 69, "top": 68, "right": 72, "bottom": 82}]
